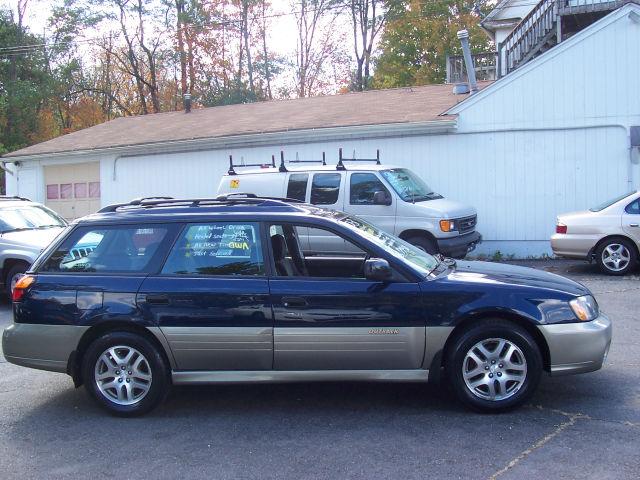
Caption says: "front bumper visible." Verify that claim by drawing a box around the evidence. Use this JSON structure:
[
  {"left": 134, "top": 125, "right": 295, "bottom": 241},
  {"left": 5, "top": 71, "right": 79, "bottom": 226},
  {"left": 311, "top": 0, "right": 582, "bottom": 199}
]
[
  {"left": 538, "top": 314, "right": 612, "bottom": 376},
  {"left": 437, "top": 231, "right": 482, "bottom": 258},
  {"left": 2, "top": 323, "right": 89, "bottom": 374}
]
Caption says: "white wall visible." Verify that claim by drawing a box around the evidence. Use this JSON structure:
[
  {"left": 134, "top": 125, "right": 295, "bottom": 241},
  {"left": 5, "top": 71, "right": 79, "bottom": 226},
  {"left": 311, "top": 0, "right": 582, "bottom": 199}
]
[
  {"left": 456, "top": 6, "right": 640, "bottom": 132},
  {"left": 103, "top": 124, "right": 630, "bottom": 257}
]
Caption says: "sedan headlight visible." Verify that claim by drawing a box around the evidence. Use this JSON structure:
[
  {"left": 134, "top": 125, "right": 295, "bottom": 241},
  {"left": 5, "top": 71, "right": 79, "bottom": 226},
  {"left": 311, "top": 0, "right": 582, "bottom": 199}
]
[{"left": 569, "top": 295, "right": 599, "bottom": 321}]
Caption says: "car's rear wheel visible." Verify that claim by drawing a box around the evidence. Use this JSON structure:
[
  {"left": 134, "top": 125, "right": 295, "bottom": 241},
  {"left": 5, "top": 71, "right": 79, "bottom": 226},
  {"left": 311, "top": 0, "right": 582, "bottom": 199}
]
[
  {"left": 82, "top": 332, "right": 170, "bottom": 416},
  {"left": 446, "top": 319, "right": 542, "bottom": 412},
  {"left": 596, "top": 238, "right": 637, "bottom": 275}
]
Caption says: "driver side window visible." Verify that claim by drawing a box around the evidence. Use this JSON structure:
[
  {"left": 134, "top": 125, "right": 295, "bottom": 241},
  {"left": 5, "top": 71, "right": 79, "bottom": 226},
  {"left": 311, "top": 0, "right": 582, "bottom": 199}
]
[{"left": 269, "top": 224, "right": 367, "bottom": 279}]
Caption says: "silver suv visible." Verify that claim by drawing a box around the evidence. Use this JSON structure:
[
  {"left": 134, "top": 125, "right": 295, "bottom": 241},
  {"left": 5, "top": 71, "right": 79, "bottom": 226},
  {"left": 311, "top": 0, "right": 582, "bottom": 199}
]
[{"left": 0, "top": 196, "right": 67, "bottom": 296}]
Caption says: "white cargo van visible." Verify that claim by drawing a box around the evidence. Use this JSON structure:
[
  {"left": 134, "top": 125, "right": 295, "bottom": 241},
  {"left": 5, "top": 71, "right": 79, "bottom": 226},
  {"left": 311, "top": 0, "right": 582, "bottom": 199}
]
[{"left": 216, "top": 152, "right": 481, "bottom": 258}]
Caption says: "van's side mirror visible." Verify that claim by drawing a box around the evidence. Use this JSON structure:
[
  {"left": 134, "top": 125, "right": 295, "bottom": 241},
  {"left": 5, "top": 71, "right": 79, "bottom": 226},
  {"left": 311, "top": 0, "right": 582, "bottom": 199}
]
[
  {"left": 364, "top": 258, "right": 392, "bottom": 281},
  {"left": 373, "top": 191, "right": 392, "bottom": 206}
]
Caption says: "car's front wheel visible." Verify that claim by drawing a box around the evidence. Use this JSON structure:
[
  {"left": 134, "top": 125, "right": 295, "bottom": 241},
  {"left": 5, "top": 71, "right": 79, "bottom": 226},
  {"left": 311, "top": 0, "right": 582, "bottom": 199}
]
[
  {"left": 596, "top": 238, "right": 637, "bottom": 275},
  {"left": 82, "top": 332, "right": 170, "bottom": 416},
  {"left": 446, "top": 319, "right": 542, "bottom": 412},
  {"left": 406, "top": 235, "right": 437, "bottom": 254}
]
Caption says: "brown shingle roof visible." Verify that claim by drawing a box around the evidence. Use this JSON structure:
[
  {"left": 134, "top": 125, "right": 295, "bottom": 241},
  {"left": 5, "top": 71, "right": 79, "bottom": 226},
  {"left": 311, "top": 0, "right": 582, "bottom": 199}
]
[{"left": 4, "top": 83, "right": 489, "bottom": 158}]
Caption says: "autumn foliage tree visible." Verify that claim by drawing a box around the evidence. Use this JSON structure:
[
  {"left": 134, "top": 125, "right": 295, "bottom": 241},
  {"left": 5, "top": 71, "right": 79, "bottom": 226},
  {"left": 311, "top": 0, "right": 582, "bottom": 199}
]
[{"left": 373, "top": 0, "right": 492, "bottom": 87}]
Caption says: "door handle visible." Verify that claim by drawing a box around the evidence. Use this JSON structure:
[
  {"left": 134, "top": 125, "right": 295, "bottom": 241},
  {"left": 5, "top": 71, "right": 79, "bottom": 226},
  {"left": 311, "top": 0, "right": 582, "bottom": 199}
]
[
  {"left": 630, "top": 223, "right": 639, "bottom": 227},
  {"left": 145, "top": 294, "right": 170, "bottom": 305},
  {"left": 282, "top": 296, "right": 308, "bottom": 308}
]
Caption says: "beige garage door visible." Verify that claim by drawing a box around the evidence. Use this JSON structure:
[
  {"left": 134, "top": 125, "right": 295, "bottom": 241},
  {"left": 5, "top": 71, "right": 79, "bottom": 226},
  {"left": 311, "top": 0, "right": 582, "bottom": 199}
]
[{"left": 44, "top": 163, "right": 100, "bottom": 220}]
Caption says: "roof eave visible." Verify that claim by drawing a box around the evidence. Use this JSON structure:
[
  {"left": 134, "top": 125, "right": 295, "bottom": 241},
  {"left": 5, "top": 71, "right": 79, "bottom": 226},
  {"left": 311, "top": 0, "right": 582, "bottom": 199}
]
[{"left": 2, "top": 120, "right": 458, "bottom": 162}]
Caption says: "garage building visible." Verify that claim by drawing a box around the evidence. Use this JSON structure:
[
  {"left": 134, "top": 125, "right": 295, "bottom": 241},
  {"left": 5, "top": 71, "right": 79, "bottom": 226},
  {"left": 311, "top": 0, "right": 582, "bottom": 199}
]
[{"left": 3, "top": 4, "right": 640, "bottom": 257}]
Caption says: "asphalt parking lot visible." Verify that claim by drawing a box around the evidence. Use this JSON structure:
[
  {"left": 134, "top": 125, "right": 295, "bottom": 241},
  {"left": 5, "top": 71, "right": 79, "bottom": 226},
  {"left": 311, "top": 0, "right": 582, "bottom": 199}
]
[{"left": 0, "top": 260, "right": 638, "bottom": 480}]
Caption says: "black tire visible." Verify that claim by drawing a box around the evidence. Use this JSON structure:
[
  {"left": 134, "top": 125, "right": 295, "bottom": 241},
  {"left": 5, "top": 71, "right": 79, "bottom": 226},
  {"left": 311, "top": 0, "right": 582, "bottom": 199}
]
[
  {"left": 82, "top": 331, "right": 170, "bottom": 417},
  {"left": 5, "top": 262, "right": 29, "bottom": 299},
  {"left": 406, "top": 235, "right": 437, "bottom": 255},
  {"left": 595, "top": 237, "right": 637, "bottom": 276},
  {"left": 445, "top": 319, "right": 542, "bottom": 413}
]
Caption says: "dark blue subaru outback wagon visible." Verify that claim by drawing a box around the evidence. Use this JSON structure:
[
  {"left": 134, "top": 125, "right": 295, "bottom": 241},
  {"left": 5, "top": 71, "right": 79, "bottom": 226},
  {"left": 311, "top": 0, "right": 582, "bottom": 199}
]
[{"left": 3, "top": 196, "right": 612, "bottom": 416}]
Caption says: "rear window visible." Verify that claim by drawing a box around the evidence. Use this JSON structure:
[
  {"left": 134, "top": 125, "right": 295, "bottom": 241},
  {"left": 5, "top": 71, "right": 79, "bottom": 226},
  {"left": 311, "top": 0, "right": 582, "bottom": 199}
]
[
  {"left": 626, "top": 199, "right": 640, "bottom": 214},
  {"left": 310, "top": 173, "right": 341, "bottom": 205},
  {"left": 287, "top": 174, "right": 309, "bottom": 202},
  {"left": 40, "top": 225, "right": 169, "bottom": 273},
  {"left": 162, "top": 222, "right": 264, "bottom": 276},
  {"left": 590, "top": 191, "right": 636, "bottom": 212}
]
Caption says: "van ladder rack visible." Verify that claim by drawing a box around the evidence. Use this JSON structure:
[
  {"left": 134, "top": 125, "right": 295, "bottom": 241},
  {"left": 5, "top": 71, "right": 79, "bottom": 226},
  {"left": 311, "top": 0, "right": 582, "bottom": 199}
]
[
  {"left": 336, "top": 148, "right": 380, "bottom": 170},
  {"left": 228, "top": 154, "right": 277, "bottom": 175},
  {"left": 278, "top": 151, "right": 326, "bottom": 172}
]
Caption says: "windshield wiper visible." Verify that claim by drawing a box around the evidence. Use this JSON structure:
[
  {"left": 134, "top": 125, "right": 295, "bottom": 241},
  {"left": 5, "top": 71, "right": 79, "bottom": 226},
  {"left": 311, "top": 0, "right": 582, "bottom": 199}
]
[{"left": 37, "top": 224, "right": 63, "bottom": 229}]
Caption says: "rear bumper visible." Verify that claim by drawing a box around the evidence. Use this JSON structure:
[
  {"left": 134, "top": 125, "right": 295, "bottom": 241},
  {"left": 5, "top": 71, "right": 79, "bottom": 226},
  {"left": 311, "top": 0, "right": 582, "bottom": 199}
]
[
  {"left": 2, "top": 323, "right": 89, "bottom": 374},
  {"left": 550, "top": 234, "right": 597, "bottom": 259},
  {"left": 437, "top": 231, "right": 482, "bottom": 258},
  {"left": 538, "top": 314, "right": 612, "bottom": 376}
]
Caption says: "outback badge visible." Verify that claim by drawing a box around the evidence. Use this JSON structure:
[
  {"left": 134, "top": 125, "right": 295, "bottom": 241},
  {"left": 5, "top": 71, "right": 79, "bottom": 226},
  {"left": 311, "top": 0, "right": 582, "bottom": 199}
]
[{"left": 368, "top": 328, "right": 400, "bottom": 335}]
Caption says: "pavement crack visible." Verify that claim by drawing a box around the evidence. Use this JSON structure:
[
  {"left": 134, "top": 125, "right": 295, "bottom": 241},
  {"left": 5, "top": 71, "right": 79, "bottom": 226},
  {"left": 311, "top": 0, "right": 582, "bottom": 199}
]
[{"left": 487, "top": 405, "right": 589, "bottom": 480}]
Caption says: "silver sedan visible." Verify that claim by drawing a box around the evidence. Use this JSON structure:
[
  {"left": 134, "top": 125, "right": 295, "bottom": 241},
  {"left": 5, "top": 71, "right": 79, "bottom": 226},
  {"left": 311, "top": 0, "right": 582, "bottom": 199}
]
[{"left": 551, "top": 191, "right": 640, "bottom": 275}]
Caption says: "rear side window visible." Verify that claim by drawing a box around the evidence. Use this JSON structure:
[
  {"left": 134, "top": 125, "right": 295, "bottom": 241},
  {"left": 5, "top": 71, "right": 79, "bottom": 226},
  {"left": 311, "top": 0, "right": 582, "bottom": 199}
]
[
  {"left": 626, "top": 200, "right": 640, "bottom": 214},
  {"left": 311, "top": 173, "right": 341, "bottom": 205},
  {"left": 287, "top": 174, "right": 309, "bottom": 201},
  {"left": 162, "top": 222, "right": 264, "bottom": 276},
  {"left": 40, "top": 225, "right": 169, "bottom": 273}
]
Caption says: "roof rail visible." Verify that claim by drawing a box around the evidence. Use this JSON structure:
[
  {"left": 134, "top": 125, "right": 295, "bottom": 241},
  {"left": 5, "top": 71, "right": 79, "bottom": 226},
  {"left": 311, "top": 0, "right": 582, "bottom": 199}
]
[
  {"left": 228, "top": 154, "right": 277, "bottom": 175},
  {"left": 336, "top": 148, "right": 380, "bottom": 170},
  {"left": 278, "top": 151, "right": 326, "bottom": 172},
  {"left": 0, "top": 195, "right": 30, "bottom": 201},
  {"left": 97, "top": 194, "right": 303, "bottom": 213}
]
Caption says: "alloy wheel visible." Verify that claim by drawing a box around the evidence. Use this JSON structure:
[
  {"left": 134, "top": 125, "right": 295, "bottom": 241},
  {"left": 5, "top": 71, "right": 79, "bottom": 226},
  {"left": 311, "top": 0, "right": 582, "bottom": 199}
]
[
  {"left": 94, "top": 346, "right": 153, "bottom": 406},
  {"left": 462, "top": 338, "right": 527, "bottom": 401},
  {"left": 601, "top": 243, "right": 631, "bottom": 272}
]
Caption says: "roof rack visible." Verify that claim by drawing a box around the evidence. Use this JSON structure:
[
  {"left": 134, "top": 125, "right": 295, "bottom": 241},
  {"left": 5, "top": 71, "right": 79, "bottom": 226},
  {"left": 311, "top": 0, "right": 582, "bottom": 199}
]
[
  {"left": 0, "top": 195, "right": 30, "bottom": 201},
  {"left": 97, "top": 193, "right": 303, "bottom": 213},
  {"left": 336, "top": 148, "right": 380, "bottom": 170},
  {"left": 277, "top": 151, "right": 326, "bottom": 172},
  {"left": 227, "top": 154, "right": 277, "bottom": 175}
]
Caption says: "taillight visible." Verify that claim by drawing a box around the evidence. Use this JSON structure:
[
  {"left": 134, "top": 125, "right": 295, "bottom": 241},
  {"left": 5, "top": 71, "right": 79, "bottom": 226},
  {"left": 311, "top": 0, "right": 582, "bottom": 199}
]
[
  {"left": 12, "top": 275, "right": 35, "bottom": 302},
  {"left": 556, "top": 224, "right": 568, "bottom": 234}
]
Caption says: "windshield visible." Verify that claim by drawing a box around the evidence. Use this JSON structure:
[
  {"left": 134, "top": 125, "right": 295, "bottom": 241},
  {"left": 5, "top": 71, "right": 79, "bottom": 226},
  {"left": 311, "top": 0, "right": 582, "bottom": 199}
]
[
  {"left": 339, "top": 214, "right": 439, "bottom": 276},
  {"left": 380, "top": 168, "right": 443, "bottom": 202},
  {"left": 589, "top": 191, "right": 637, "bottom": 212},
  {"left": 0, "top": 205, "right": 67, "bottom": 233}
]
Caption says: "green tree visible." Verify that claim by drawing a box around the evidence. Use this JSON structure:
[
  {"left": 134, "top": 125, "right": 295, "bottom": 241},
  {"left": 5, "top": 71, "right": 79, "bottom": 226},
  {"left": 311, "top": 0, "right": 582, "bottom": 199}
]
[
  {"left": 373, "top": 0, "right": 492, "bottom": 87},
  {"left": 0, "top": 9, "right": 53, "bottom": 152}
]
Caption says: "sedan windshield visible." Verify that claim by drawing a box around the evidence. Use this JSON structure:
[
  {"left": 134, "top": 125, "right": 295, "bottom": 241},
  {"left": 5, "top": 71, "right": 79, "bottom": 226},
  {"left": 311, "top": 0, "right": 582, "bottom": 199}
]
[
  {"left": 380, "top": 168, "right": 443, "bottom": 202},
  {"left": 339, "top": 214, "right": 439, "bottom": 276},
  {"left": 589, "top": 191, "right": 637, "bottom": 212},
  {"left": 0, "top": 205, "right": 67, "bottom": 233}
]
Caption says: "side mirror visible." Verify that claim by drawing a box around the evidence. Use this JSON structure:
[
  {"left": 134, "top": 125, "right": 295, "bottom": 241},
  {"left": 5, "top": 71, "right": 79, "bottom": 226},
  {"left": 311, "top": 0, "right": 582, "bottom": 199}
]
[
  {"left": 372, "top": 191, "right": 392, "bottom": 206},
  {"left": 364, "top": 258, "right": 392, "bottom": 281}
]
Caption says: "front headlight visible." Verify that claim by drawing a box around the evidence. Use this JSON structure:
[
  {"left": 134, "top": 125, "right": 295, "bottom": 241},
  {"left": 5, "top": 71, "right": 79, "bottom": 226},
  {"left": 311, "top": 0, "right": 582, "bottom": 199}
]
[
  {"left": 439, "top": 220, "right": 456, "bottom": 232},
  {"left": 569, "top": 295, "right": 599, "bottom": 321}
]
